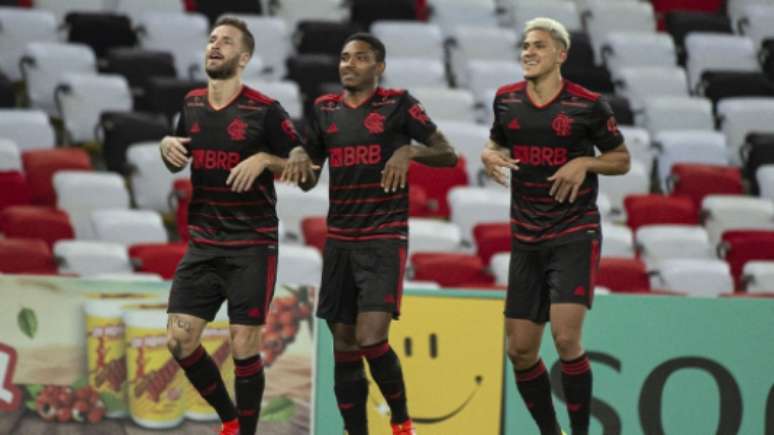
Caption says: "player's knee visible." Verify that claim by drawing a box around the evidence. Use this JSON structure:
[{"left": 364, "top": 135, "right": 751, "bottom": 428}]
[
  {"left": 355, "top": 333, "right": 387, "bottom": 349},
  {"left": 507, "top": 342, "right": 539, "bottom": 367},
  {"left": 552, "top": 331, "right": 581, "bottom": 358},
  {"left": 230, "top": 327, "right": 260, "bottom": 357},
  {"left": 166, "top": 327, "right": 198, "bottom": 359}
]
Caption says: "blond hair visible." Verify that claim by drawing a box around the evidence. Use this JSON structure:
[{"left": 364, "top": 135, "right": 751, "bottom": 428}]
[{"left": 522, "top": 17, "right": 571, "bottom": 51}]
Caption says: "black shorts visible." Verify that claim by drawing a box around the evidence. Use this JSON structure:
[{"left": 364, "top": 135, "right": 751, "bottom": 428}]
[
  {"left": 505, "top": 238, "right": 600, "bottom": 323},
  {"left": 316, "top": 239, "right": 407, "bottom": 325},
  {"left": 167, "top": 246, "right": 278, "bottom": 325}
]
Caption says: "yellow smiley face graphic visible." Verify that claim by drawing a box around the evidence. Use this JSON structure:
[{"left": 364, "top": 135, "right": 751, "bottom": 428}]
[{"left": 366, "top": 294, "right": 506, "bottom": 435}]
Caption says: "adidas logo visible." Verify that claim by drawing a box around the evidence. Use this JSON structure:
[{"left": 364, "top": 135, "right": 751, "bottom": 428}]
[
  {"left": 326, "top": 123, "right": 338, "bottom": 134},
  {"left": 190, "top": 122, "right": 201, "bottom": 134},
  {"left": 508, "top": 118, "right": 520, "bottom": 130}
]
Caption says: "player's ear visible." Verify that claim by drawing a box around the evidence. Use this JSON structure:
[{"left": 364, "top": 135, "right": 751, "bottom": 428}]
[
  {"left": 376, "top": 61, "right": 385, "bottom": 76},
  {"left": 239, "top": 51, "right": 250, "bottom": 68},
  {"left": 557, "top": 46, "right": 568, "bottom": 64}
]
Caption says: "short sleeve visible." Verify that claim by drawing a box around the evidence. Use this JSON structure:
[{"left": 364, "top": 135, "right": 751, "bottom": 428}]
[
  {"left": 489, "top": 96, "right": 507, "bottom": 146},
  {"left": 589, "top": 97, "right": 625, "bottom": 153},
  {"left": 402, "top": 92, "right": 437, "bottom": 144},
  {"left": 264, "top": 101, "right": 303, "bottom": 158},
  {"left": 303, "top": 107, "right": 328, "bottom": 163}
]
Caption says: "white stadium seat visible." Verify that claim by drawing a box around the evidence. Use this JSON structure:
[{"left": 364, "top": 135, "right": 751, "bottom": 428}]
[
  {"left": 702, "top": 194, "right": 774, "bottom": 244},
  {"left": 381, "top": 58, "right": 447, "bottom": 89},
  {"left": 275, "top": 182, "right": 329, "bottom": 240},
  {"left": 511, "top": 1, "right": 582, "bottom": 34},
  {"left": 448, "top": 186, "right": 510, "bottom": 244},
  {"left": 654, "top": 130, "right": 728, "bottom": 190},
  {"left": 0, "top": 8, "right": 58, "bottom": 81},
  {"left": 757, "top": 165, "right": 774, "bottom": 201},
  {"left": 135, "top": 12, "right": 209, "bottom": 80},
  {"left": 614, "top": 66, "right": 688, "bottom": 111},
  {"left": 242, "top": 80, "right": 304, "bottom": 120},
  {"left": 225, "top": 15, "right": 292, "bottom": 81},
  {"left": 600, "top": 223, "right": 635, "bottom": 258},
  {"left": 742, "top": 261, "right": 774, "bottom": 292},
  {"left": 684, "top": 33, "right": 759, "bottom": 91},
  {"left": 635, "top": 224, "right": 713, "bottom": 267},
  {"left": 654, "top": 258, "right": 734, "bottom": 297},
  {"left": 717, "top": 98, "right": 774, "bottom": 165},
  {"left": 57, "top": 73, "right": 132, "bottom": 144},
  {"left": 598, "top": 159, "right": 649, "bottom": 216},
  {"left": 91, "top": 209, "right": 168, "bottom": 245},
  {"left": 0, "top": 109, "right": 56, "bottom": 151},
  {"left": 642, "top": 96, "right": 714, "bottom": 137},
  {"left": 436, "top": 121, "right": 490, "bottom": 185},
  {"left": 0, "top": 139, "right": 22, "bottom": 172},
  {"left": 371, "top": 21, "right": 445, "bottom": 64},
  {"left": 126, "top": 142, "right": 190, "bottom": 213},
  {"left": 53, "top": 240, "right": 132, "bottom": 276},
  {"left": 411, "top": 87, "right": 477, "bottom": 124},
  {"left": 276, "top": 244, "right": 323, "bottom": 287},
  {"left": 603, "top": 32, "right": 676, "bottom": 73},
  {"left": 584, "top": 0, "right": 657, "bottom": 63},
  {"left": 53, "top": 170, "right": 131, "bottom": 240},
  {"left": 408, "top": 218, "right": 464, "bottom": 255}
]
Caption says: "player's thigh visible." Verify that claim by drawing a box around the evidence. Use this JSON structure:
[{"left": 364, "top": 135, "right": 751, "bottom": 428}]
[
  {"left": 505, "top": 247, "right": 551, "bottom": 323},
  {"left": 355, "top": 311, "right": 392, "bottom": 346},
  {"left": 328, "top": 321, "right": 358, "bottom": 352},
  {"left": 224, "top": 250, "right": 278, "bottom": 326}
]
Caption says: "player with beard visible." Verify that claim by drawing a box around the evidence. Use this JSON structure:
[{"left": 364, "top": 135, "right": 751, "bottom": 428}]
[
  {"left": 282, "top": 33, "right": 458, "bottom": 435},
  {"left": 159, "top": 17, "right": 304, "bottom": 435},
  {"left": 481, "top": 18, "right": 630, "bottom": 435}
]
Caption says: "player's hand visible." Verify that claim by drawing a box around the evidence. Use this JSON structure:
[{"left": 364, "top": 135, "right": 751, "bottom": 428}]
[
  {"left": 548, "top": 157, "right": 590, "bottom": 203},
  {"left": 481, "top": 147, "right": 519, "bottom": 187},
  {"left": 381, "top": 145, "right": 414, "bottom": 193},
  {"left": 281, "top": 146, "right": 320, "bottom": 185},
  {"left": 160, "top": 136, "right": 191, "bottom": 168},
  {"left": 226, "top": 153, "right": 268, "bottom": 193}
]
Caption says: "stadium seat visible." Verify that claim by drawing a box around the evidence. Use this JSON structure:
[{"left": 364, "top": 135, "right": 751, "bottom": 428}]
[
  {"left": 617, "top": 127, "right": 652, "bottom": 169},
  {"left": 0, "top": 139, "right": 21, "bottom": 172},
  {"left": 277, "top": 244, "right": 323, "bottom": 287},
  {"left": 279, "top": 0, "right": 350, "bottom": 29},
  {"left": 33, "top": 0, "right": 108, "bottom": 24},
  {"left": 664, "top": 11, "right": 731, "bottom": 64},
  {"left": 64, "top": 12, "right": 136, "bottom": 60},
  {"left": 0, "top": 7, "right": 57, "bottom": 81},
  {"left": 603, "top": 32, "right": 677, "bottom": 74},
  {"left": 702, "top": 195, "right": 774, "bottom": 244},
  {"left": 285, "top": 54, "right": 339, "bottom": 117},
  {"left": 350, "top": 0, "right": 414, "bottom": 30},
  {"left": 408, "top": 157, "right": 468, "bottom": 219},
  {"left": 435, "top": 121, "right": 489, "bottom": 184},
  {"left": 22, "top": 148, "right": 92, "bottom": 206},
  {"left": 53, "top": 240, "right": 132, "bottom": 276},
  {"left": 0, "top": 71, "right": 14, "bottom": 107},
  {"left": 371, "top": 21, "right": 444, "bottom": 64},
  {"left": 0, "top": 238, "right": 57, "bottom": 274},
  {"left": 300, "top": 216, "right": 327, "bottom": 252},
  {"left": 511, "top": 1, "right": 582, "bottom": 35},
  {"left": 88, "top": 272, "right": 163, "bottom": 282},
  {"left": 56, "top": 73, "right": 133, "bottom": 143},
  {"left": 449, "top": 26, "right": 517, "bottom": 88},
  {"left": 562, "top": 65, "right": 615, "bottom": 94},
  {"left": 403, "top": 280, "right": 441, "bottom": 290},
  {"left": 596, "top": 257, "right": 651, "bottom": 293},
  {"left": 195, "top": 0, "right": 262, "bottom": 26},
  {"left": 126, "top": 142, "right": 190, "bottom": 213},
  {"left": 103, "top": 49, "right": 177, "bottom": 110},
  {"left": 473, "top": 222, "right": 510, "bottom": 266},
  {"left": 717, "top": 97, "right": 774, "bottom": 165},
  {"left": 410, "top": 88, "right": 477, "bottom": 124},
  {"left": 381, "top": 58, "right": 447, "bottom": 89},
  {"left": 737, "top": 4, "right": 774, "bottom": 48},
  {"left": 128, "top": 242, "right": 186, "bottom": 279},
  {"left": 742, "top": 260, "right": 774, "bottom": 292},
  {"left": 757, "top": 165, "right": 774, "bottom": 200},
  {"left": 0, "top": 171, "right": 31, "bottom": 211},
  {"left": 135, "top": 11, "right": 208, "bottom": 80},
  {"left": 411, "top": 252, "right": 493, "bottom": 288},
  {"left": 605, "top": 94, "right": 635, "bottom": 126},
  {"left": 53, "top": 170, "right": 131, "bottom": 239},
  {"left": 448, "top": 186, "right": 509, "bottom": 244},
  {"left": 613, "top": 66, "right": 688, "bottom": 111},
  {"left": 295, "top": 20, "right": 362, "bottom": 57},
  {"left": 624, "top": 194, "right": 698, "bottom": 231},
  {"left": 0, "top": 205, "right": 74, "bottom": 248},
  {"left": 114, "top": 0, "right": 184, "bottom": 23},
  {"left": 654, "top": 130, "right": 728, "bottom": 190},
  {"left": 728, "top": 0, "right": 772, "bottom": 32},
  {"left": 91, "top": 209, "right": 168, "bottom": 245},
  {"left": 409, "top": 184, "right": 431, "bottom": 217},
  {"left": 583, "top": 1, "right": 657, "bottom": 64},
  {"left": 225, "top": 15, "right": 291, "bottom": 81},
  {"left": 466, "top": 60, "right": 524, "bottom": 106},
  {"left": 721, "top": 230, "right": 774, "bottom": 290},
  {"left": 0, "top": 109, "right": 56, "bottom": 152},
  {"left": 275, "top": 182, "right": 329, "bottom": 240},
  {"left": 408, "top": 218, "right": 463, "bottom": 255},
  {"left": 431, "top": 0, "right": 498, "bottom": 35},
  {"left": 597, "top": 192, "right": 612, "bottom": 222},
  {"left": 635, "top": 224, "right": 712, "bottom": 267},
  {"left": 700, "top": 72, "right": 774, "bottom": 106},
  {"left": 668, "top": 164, "right": 743, "bottom": 208},
  {"left": 144, "top": 77, "right": 206, "bottom": 125},
  {"left": 684, "top": 33, "right": 759, "bottom": 91},
  {"left": 172, "top": 178, "right": 192, "bottom": 242},
  {"left": 643, "top": 97, "right": 714, "bottom": 137},
  {"left": 601, "top": 223, "right": 635, "bottom": 258},
  {"left": 489, "top": 252, "right": 510, "bottom": 286},
  {"left": 654, "top": 258, "right": 734, "bottom": 296},
  {"left": 98, "top": 111, "right": 171, "bottom": 175},
  {"left": 598, "top": 159, "right": 649, "bottom": 216},
  {"left": 563, "top": 32, "right": 597, "bottom": 71},
  {"left": 650, "top": 0, "right": 723, "bottom": 26},
  {"left": 20, "top": 42, "right": 97, "bottom": 116}
]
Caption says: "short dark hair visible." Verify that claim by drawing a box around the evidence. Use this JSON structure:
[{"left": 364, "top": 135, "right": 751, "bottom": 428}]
[
  {"left": 213, "top": 16, "right": 255, "bottom": 56},
  {"left": 343, "top": 32, "right": 386, "bottom": 62}
]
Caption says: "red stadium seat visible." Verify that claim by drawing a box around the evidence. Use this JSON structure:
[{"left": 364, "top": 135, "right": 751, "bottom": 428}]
[
  {"left": 669, "top": 164, "right": 743, "bottom": 209},
  {"left": 301, "top": 216, "right": 327, "bottom": 252},
  {"left": 624, "top": 194, "right": 698, "bottom": 232},
  {"left": 473, "top": 222, "right": 510, "bottom": 265},
  {"left": 22, "top": 148, "right": 92, "bottom": 206},
  {"left": 411, "top": 252, "right": 493, "bottom": 288},
  {"left": 720, "top": 230, "right": 774, "bottom": 290},
  {"left": 0, "top": 206, "right": 74, "bottom": 248},
  {"left": 172, "top": 178, "right": 192, "bottom": 242},
  {"left": 0, "top": 171, "right": 32, "bottom": 211},
  {"left": 407, "top": 157, "right": 468, "bottom": 219},
  {"left": 596, "top": 258, "right": 651, "bottom": 293},
  {"left": 128, "top": 242, "right": 187, "bottom": 279},
  {"left": 650, "top": 0, "right": 723, "bottom": 29},
  {"left": 408, "top": 184, "right": 431, "bottom": 217},
  {"left": 0, "top": 238, "right": 57, "bottom": 274}
]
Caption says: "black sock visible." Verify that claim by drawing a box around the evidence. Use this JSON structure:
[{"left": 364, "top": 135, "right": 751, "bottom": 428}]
[
  {"left": 234, "top": 354, "right": 265, "bottom": 435},
  {"left": 561, "top": 354, "right": 592, "bottom": 435},
  {"left": 515, "top": 359, "right": 560, "bottom": 435},
  {"left": 363, "top": 341, "right": 409, "bottom": 425},
  {"left": 334, "top": 350, "right": 368, "bottom": 435},
  {"left": 176, "top": 345, "right": 237, "bottom": 423}
]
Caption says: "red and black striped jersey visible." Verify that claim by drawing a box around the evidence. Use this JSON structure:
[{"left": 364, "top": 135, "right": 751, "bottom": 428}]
[
  {"left": 305, "top": 87, "right": 437, "bottom": 242},
  {"left": 175, "top": 85, "right": 302, "bottom": 252},
  {"left": 489, "top": 80, "right": 624, "bottom": 248}
]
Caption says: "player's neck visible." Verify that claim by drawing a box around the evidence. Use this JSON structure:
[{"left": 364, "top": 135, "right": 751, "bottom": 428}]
[
  {"left": 208, "top": 77, "right": 243, "bottom": 110},
  {"left": 526, "top": 72, "right": 563, "bottom": 106},
  {"left": 343, "top": 85, "right": 377, "bottom": 107}
]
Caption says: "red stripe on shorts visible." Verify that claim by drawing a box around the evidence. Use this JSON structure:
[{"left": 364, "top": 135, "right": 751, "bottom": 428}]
[{"left": 264, "top": 254, "right": 277, "bottom": 318}]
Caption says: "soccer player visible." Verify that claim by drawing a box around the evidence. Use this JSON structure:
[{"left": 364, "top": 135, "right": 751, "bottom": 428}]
[
  {"left": 282, "top": 33, "right": 457, "bottom": 435},
  {"left": 159, "top": 17, "right": 303, "bottom": 435},
  {"left": 481, "top": 18, "right": 630, "bottom": 435}
]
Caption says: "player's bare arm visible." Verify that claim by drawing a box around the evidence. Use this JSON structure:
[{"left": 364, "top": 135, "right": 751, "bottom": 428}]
[
  {"left": 226, "top": 151, "right": 286, "bottom": 193},
  {"left": 481, "top": 139, "right": 520, "bottom": 187},
  {"left": 381, "top": 131, "right": 458, "bottom": 193},
  {"left": 160, "top": 136, "right": 191, "bottom": 172},
  {"left": 548, "top": 143, "right": 630, "bottom": 203},
  {"left": 281, "top": 146, "right": 322, "bottom": 191}
]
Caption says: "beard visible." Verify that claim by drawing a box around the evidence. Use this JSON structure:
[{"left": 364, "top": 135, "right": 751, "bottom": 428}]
[{"left": 205, "top": 55, "right": 240, "bottom": 80}]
